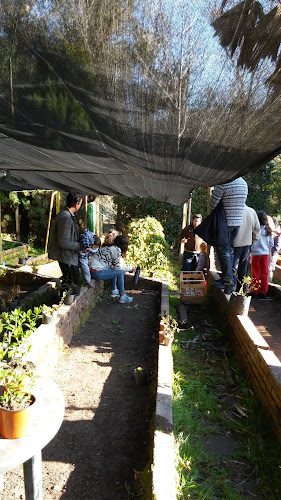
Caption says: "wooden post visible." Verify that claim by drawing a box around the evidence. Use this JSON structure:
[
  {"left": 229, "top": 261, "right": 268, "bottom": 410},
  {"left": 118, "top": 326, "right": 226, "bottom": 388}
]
[
  {"left": 23, "top": 452, "right": 43, "bottom": 500},
  {"left": 179, "top": 195, "right": 192, "bottom": 263},
  {"left": 179, "top": 202, "right": 188, "bottom": 263},
  {"left": 84, "top": 195, "right": 88, "bottom": 228},
  {"left": 55, "top": 192, "right": 60, "bottom": 214},
  {"left": 206, "top": 187, "right": 215, "bottom": 271},
  {"left": 187, "top": 195, "right": 192, "bottom": 225},
  {"left": 0, "top": 199, "right": 3, "bottom": 266},
  {"left": 45, "top": 192, "right": 57, "bottom": 254},
  {"left": 15, "top": 203, "right": 20, "bottom": 241},
  {"left": 95, "top": 200, "right": 100, "bottom": 236}
]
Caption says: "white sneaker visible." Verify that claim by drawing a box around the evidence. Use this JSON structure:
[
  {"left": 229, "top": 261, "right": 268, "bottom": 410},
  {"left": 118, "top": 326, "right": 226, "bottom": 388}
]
[
  {"left": 119, "top": 293, "right": 133, "bottom": 304},
  {"left": 111, "top": 289, "right": 120, "bottom": 298}
]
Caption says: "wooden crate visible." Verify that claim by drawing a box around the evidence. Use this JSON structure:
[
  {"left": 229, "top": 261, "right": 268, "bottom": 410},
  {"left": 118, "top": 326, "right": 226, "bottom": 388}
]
[{"left": 180, "top": 271, "right": 206, "bottom": 304}]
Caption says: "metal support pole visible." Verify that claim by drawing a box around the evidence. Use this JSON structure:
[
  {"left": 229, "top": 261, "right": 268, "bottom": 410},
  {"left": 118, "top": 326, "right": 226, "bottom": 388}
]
[{"left": 23, "top": 452, "right": 43, "bottom": 500}]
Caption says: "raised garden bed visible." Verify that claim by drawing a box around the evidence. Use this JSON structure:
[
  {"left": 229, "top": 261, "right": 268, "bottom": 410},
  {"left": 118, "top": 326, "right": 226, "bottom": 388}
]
[{"left": 0, "top": 269, "right": 59, "bottom": 312}]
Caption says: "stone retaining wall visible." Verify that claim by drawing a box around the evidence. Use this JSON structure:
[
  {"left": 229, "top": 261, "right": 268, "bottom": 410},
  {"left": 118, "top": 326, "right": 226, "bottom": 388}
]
[
  {"left": 25, "top": 281, "right": 104, "bottom": 375},
  {"left": 209, "top": 271, "right": 281, "bottom": 439},
  {"left": 3, "top": 242, "right": 28, "bottom": 258}
]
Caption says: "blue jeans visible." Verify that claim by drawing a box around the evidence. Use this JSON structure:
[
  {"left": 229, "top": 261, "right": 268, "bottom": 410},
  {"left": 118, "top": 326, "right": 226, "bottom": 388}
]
[
  {"left": 215, "top": 226, "right": 239, "bottom": 285},
  {"left": 90, "top": 269, "right": 125, "bottom": 294},
  {"left": 79, "top": 254, "right": 91, "bottom": 283},
  {"left": 233, "top": 245, "right": 251, "bottom": 291},
  {"left": 181, "top": 251, "right": 199, "bottom": 271}
]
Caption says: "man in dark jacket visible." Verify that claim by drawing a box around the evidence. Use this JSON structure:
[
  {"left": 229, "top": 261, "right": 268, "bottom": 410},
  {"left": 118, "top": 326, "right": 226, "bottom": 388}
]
[
  {"left": 180, "top": 214, "right": 203, "bottom": 271},
  {"left": 48, "top": 191, "right": 83, "bottom": 287}
]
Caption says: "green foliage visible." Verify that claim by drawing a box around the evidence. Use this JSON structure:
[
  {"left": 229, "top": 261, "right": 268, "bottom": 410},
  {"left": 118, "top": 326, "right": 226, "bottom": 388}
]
[
  {"left": 27, "top": 79, "right": 92, "bottom": 134},
  {"left": 0, "top": 307, "right": 42, "bottom": 362},
  {"left": 115, "top": 196, "right": 182, "bottom": 247},
  {"left": 245, "top": 163, "right": 274, "bottom": 213},
  {"left": 126, "top": 216, "right": 170, "bottom": 278},
  {"left": 190, "top": 187, "right": 208, "bottom": 219},
  {"left": 115, "top": 189, "right": 207, "bottom": 249},
  {"left": 268, "top": 155, "right": 281, "bottom": 218},
  {"left": 24, "top": 191, "right": 50, "bottom": 246},
  {"left": 0, "top": 366, "right": 36, "bottom": 411}
]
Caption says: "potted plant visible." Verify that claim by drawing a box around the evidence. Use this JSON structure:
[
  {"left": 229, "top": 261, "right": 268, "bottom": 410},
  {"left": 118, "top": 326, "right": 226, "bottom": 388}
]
[
  {"left": 159, "top": 315, "right": 178, "bottom": 346},
  {"left": 0, "top": 364, "right": 37, "bottom": 438},
  {"left": 42, "top": 305, "right": 56, "bottom": 324},
  {"left": 224, "top": 278, "right": 233, "bottom": 295},
  {"left": 64, "top": 288, "right": 75, "bottom": 305},
  {"left": 8, "top": 284, "right": 21, "bottom": 311},
  {"left": 134, "top": 366, "right": 148, "bottom": 386},
  {"left": 229, "top": 276, "right": 256, "bottom": 316}
]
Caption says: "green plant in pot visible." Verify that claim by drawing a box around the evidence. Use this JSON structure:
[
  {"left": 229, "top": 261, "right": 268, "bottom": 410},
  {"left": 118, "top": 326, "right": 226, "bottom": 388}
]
[
  {"left": 230, "top": 276, "right": 257, "bottom": 316},
  {"left": 64, "top": 288, "right": 75, "bottom": 305},
  {"left": 0, "top": 364, "right": 37, "bottom": 438},
  {"left": 160, "top": 315, "right": 178, "bottom": 346},
  {"left": 134, "top": 366, "right": 148, "bottom": 386},
  {"left": 224, "top": 278, "right": 233, "bottom": 295},
  {"left": 41, "top": 304, "right": 59, "bottom": 324}
]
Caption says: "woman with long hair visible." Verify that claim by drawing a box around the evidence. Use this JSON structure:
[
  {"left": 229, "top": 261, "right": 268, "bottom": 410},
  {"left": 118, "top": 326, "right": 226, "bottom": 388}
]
[{"left": 89, "top": 235, "right": 135, "bottom": 304}]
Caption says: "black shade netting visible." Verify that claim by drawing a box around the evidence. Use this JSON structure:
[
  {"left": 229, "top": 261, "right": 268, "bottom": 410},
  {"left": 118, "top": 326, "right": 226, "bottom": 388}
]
[{"left": 0, "top": 0, "right": 280, "bottom": 205}]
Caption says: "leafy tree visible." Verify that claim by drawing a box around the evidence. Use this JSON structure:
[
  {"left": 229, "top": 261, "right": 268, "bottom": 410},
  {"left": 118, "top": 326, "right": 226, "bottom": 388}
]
[
  {"left": 245, "top": 163, "right": 274, "bottom": 214},
  {"left": 268, "top": 155, "right": 281, "bottom": 218}
]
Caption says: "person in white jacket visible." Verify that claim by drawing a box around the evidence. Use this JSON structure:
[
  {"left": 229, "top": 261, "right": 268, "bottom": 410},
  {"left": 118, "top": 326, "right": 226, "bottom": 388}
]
[
  {"left": 233, "top": 206, "right": 261, "bottom": 291},
  {"left": 250, "top": 211, "right": 274, "bottom": 299},
  {"left": 89, "top": 235, "right": 136, "bottom": 304}
]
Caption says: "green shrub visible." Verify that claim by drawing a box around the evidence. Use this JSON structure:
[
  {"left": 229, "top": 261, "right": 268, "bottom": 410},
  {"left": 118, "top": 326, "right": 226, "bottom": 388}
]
[
  {"left": 0, "top": 307, "right": 42, "bottom": 361},
  {"left": 126, "top": 216, "right": 170, "bottom": 278}
]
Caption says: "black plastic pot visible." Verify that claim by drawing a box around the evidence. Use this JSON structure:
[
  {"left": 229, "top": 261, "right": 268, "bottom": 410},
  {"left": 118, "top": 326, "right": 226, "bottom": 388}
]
[
  {"left": 9, "top": 299, "right": 19, "bottom": 311},
  {"left": 224, "top": 283, "right": 233, "bottom": 295},
  {"left": 134, "top": 368, "right": 147, "bottom": 386},
  {"left": 229, "top": 292, "right": 251, "bottom": 316}
]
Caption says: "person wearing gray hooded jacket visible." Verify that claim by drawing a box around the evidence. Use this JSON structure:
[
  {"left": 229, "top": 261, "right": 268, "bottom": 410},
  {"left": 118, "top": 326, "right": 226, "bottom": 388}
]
[{"left": 48, "top": 191, "right": 83, "bottom": 288}]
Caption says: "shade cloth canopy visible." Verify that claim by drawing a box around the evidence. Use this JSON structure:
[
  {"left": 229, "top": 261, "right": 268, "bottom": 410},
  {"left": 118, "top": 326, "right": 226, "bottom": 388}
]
[{"left": 0, "top": 0, "right": 280, "bottom": 205}]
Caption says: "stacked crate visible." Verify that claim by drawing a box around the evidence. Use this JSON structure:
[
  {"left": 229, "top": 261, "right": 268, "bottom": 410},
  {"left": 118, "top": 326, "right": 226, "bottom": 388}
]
[{"left": 180, "top": 271, "right": 206, "bottom": 304}]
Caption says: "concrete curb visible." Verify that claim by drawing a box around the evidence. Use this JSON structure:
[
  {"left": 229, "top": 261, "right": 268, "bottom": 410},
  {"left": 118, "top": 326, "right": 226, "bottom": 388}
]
[{"left": 153, "top": 280, "right": 177, "bottom": 499}]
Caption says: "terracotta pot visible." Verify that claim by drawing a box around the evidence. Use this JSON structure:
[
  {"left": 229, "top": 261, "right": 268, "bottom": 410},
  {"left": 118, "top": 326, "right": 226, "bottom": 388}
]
[
  {"left": 0, "top": 395, "right": 35, "bottom": 439},
  {"left": 164, "top": 334, "right": 172, "bottom": 347},
  {"left": 159, "top": 331, "right": 165, "bottom": 343},
  {"left": 159, "top": 321, "right": 167, "bottom": 332},
  {"left": 134, "top": 369, "right": 147, "bottom": 386}
]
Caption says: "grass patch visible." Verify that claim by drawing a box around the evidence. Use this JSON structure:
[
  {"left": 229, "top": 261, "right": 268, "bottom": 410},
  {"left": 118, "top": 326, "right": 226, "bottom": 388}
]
[{"left": 172, "top": 299, "right": 281, "bottom": 499}]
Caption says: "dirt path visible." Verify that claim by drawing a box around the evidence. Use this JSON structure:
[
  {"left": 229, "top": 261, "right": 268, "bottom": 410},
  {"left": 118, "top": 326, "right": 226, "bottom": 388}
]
[{"left": 0, "top": 286, "right": 160, "bottom": 500}]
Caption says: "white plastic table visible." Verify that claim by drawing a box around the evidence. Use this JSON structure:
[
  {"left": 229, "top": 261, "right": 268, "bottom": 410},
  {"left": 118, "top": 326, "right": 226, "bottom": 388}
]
[{"left": 0, "top": 377, "right": 65, "bottom": 500}]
